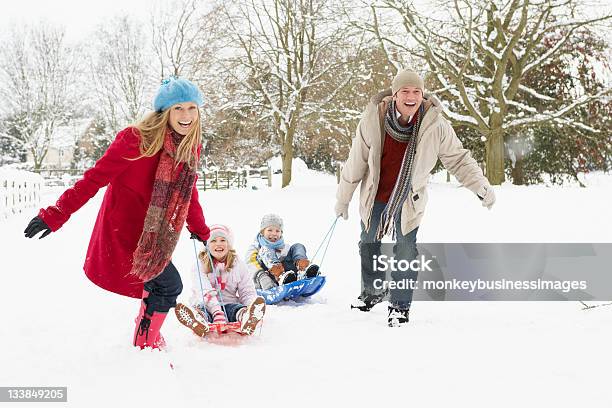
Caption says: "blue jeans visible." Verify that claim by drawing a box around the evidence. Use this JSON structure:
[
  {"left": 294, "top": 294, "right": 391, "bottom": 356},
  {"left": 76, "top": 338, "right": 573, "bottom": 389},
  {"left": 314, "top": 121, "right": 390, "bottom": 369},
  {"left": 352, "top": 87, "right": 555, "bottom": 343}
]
[
  {"left": 281, "top": 243, "right": 308, "bottom": 271},
  {"left": 253, "top": 243, "right": 309, "bottom": 289},
  {"left": 360, "top": 201, "right": 419, "bottom": 310},
  {"left": 196, "top": 303, "right": 246, "bottom": 323}
]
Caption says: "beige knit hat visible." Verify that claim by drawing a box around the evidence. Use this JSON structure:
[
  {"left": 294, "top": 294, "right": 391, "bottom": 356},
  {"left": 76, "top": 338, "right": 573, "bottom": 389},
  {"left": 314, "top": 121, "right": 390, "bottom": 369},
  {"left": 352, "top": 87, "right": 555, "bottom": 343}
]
[{"left": 392, "top": 70, "right": 424, "bottom": 95}]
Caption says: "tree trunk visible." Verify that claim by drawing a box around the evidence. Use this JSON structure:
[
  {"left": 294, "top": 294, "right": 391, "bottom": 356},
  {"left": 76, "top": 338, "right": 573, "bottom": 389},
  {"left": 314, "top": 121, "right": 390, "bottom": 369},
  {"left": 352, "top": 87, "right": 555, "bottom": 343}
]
[
  {"left": 32, "top": 148, "right": 42, "bottom": 171},
  {"left": 281, "top": 146, "right": 293, "bottom": 188},
  {"left": 511, "top": 156, "right": 525, "bottom": 185},
  {"left": 281, "top": 125, "right": 295, "bottom": 188},
  {"left": 281, "top": 111, "right": 300, "bottom": 188},
  {"left": 485, "top": 128, "right": 505, "bottom": 185}
]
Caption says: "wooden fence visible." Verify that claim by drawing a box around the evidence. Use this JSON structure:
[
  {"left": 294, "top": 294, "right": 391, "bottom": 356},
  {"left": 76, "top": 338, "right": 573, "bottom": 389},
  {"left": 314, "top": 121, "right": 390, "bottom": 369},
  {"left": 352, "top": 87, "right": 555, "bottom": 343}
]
[
  {"left": 0, "top": 169, "right": 43, "bottom": 219},
  {"left": 197, "top": 167, "right": 271, "bottom": 190},
  {"left": 21, "top": 166, "right": 272, "bottom": 191}
]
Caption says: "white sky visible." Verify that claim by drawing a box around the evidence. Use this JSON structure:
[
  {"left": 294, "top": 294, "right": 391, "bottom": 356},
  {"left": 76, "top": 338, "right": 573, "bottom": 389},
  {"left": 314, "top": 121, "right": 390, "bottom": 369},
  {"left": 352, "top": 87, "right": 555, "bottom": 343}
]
[
  {"left": 1, "top": 0, "right": 609, "bottom": 43},
  {"left": 0, "top": 0, "right": 153, "bottom": 42}
]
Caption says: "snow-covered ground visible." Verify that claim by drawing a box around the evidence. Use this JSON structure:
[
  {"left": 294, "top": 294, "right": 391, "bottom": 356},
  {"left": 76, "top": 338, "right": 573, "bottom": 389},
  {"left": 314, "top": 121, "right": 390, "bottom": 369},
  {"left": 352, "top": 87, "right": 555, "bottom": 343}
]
[{"left": 1, "top": 168, "right": 611, "bottom": 407}]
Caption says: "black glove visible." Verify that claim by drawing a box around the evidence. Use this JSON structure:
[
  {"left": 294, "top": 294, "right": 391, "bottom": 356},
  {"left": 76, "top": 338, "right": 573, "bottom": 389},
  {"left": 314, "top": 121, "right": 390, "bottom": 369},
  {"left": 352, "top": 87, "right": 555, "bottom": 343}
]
[
  {"left": 24, "top": 216, "right": 52, "bottom": 239},
  {"left": 190, "top": 232, "right": 206, "bottom": 246}
]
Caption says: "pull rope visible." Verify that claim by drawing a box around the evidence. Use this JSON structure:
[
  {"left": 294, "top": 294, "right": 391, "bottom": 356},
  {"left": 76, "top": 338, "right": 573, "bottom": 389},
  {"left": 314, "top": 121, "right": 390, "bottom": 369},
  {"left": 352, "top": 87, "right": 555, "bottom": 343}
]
[{"left": 310, "top": 217, "right": 340, "bottom": 270}]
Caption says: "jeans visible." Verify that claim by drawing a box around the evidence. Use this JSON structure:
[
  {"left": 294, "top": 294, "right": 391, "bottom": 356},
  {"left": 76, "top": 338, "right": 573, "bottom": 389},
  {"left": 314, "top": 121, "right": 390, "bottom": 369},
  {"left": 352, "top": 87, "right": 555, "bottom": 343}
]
[
  {"left": 143, "top": 261, "right": 183, "bottom": 314},
  {"left": 196, "top": 303, "right": 246, "bottom": 323},
  {"left": 360, "top": 201, "right": 419, "bottom": 310},
  {"left": 253, "top": 243, "right": 309, "bottom": 290},
  {"left": 281, "top": 243, "right": 308, "bottom": 271}
]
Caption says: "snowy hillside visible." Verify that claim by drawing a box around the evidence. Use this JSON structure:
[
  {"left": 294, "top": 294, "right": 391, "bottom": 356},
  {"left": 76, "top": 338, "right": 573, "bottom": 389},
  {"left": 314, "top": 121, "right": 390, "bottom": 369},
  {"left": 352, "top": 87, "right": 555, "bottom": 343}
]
[{"left": 1, "top": 169, "right": 611, "bottom": 407}]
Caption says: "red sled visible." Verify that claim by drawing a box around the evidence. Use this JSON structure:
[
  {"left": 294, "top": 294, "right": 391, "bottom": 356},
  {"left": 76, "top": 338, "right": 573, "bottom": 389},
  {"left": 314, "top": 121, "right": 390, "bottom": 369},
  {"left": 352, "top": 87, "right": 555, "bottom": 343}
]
[
  {"left": 174, "top": 301, "right": 264, "bottom": 338},
  {"left": 207, "top": 321, "right": 242, "bottom": 335}
]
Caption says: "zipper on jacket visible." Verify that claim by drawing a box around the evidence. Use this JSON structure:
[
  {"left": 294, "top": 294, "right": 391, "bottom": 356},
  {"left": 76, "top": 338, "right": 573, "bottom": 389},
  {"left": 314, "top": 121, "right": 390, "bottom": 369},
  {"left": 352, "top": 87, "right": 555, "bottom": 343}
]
[{"left": 366, "top": 101, "right": 387, "bottom": 232}]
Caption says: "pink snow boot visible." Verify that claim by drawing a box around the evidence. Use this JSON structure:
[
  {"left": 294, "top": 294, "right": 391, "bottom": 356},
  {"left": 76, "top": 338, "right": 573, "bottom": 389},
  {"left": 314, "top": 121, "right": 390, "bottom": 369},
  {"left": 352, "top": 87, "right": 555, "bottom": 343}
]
[{"left": 133, "top": 292, "right": 167, "bottom": 350}]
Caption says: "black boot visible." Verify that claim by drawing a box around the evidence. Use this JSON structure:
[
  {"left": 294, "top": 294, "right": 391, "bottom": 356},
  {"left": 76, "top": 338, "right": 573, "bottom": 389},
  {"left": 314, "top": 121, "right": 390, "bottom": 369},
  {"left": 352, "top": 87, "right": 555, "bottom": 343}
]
[
  {"left": 350, "top": 291, "right": 387, "bottom": 312},
  {"left": 387, "top": 306, "right": 409, "bottom": 327},
  {"left": 278, "top": 270, "right": 297, "bottom": 285},
  {"left": 304, "top": 264, "right": 320, "bottom": 278}
]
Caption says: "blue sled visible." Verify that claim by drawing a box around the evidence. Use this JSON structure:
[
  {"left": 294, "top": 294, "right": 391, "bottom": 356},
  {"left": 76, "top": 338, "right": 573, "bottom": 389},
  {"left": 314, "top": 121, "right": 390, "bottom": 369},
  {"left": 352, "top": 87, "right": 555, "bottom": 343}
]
[{"left": 257, "top": 276, "right": 326, "bottom": 305}]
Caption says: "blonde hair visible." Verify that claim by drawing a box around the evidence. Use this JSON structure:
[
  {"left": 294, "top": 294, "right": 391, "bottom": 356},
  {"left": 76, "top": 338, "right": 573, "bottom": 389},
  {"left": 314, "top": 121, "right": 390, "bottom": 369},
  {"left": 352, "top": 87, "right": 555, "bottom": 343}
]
[
  {"left": 131, "top": 108, "right": 202, "bottom": 169},
  {"left": 199, "top": 249, "right": 237, "bottom": 274}
]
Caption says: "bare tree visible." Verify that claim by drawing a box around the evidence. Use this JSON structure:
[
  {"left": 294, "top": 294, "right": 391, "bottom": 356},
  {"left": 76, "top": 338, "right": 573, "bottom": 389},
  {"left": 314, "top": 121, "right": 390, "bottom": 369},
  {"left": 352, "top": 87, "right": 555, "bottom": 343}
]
[
  {"left": 297, "top": 43, "right": 396, "bottom": 172},
  {"left": 0, "top": 24, "right": 80, "bottom": 170},
  {"left": 221, "top": 0, "right": 363, "bottom": 187},
  {"left": 360, "top": 0, "right": 612, "bottom": 184},
  {"left": 150, "top": 0, "right": 222, "bottom": 81},
  {"left": 89, "top": 15, "right": 154, "bottom": 135}
]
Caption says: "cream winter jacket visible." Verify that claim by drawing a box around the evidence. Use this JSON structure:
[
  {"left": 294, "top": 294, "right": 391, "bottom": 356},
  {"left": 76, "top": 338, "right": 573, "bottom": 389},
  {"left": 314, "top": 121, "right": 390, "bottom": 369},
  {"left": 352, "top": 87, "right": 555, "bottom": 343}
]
[{"left": 336, "top": 90, "right": 490, "bottom": 235}]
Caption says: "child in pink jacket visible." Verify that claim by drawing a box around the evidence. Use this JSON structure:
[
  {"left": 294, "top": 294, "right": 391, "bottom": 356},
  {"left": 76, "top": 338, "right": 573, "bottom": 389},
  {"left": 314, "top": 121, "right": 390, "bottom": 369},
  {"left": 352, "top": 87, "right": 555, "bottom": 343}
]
[{"left": 175, "top": 225, "right": 265, "bottom": 336}]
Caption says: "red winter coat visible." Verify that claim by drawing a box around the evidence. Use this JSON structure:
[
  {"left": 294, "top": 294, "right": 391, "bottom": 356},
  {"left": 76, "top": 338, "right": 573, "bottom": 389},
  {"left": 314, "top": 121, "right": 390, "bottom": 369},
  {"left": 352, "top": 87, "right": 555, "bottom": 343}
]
[{"left": 38, "top": 127, "right": 211, "bottom": 299}]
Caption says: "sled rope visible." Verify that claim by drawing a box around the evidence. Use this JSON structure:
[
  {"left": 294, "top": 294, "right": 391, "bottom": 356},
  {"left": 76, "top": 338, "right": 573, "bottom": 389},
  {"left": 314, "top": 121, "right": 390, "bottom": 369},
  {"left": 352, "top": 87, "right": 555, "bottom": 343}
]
[
  {"left": 192, "top": 240, "right": 228, "bottom": 321},
  {"left": 193, "top": 239, "right": 207, "bottom": 307},
  {"left": 205, "top": 247, "right": 229, "bottom": 321},
  {"left": 311, "top": 217, "right": 339, "bottom": 269}
]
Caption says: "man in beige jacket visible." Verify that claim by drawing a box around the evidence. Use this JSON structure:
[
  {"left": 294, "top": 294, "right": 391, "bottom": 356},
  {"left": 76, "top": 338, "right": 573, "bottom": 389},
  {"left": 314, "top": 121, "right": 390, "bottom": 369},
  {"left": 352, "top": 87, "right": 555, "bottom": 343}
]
[{"left": 335, "top": 70, "right": 495, "bottom": 326}]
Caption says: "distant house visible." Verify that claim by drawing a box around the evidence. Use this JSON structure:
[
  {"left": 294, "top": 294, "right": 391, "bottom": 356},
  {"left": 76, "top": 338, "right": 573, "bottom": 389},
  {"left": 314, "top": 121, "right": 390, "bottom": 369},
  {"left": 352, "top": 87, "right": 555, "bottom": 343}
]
[{"left": 26, "top": 119, "right": 94, "bottom": 169}]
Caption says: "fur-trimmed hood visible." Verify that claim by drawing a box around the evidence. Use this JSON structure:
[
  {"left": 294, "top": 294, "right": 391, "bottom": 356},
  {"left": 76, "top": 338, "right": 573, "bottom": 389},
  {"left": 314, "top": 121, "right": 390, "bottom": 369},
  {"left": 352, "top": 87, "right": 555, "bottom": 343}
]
[{"left": 368, "top": 89, "right": 445, "bottom": 135}]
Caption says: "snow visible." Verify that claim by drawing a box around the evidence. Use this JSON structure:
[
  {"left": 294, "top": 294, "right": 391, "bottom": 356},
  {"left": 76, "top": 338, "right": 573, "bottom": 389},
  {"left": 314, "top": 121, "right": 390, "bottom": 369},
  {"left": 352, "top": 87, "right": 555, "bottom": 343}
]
[
  {"left": 478, "top": 38, "right": 504, "bottom": 61},
  {"left": 441, "top": 102, "right": 480, "bottom": 126},
  {"left": 518, "top": 84, "right": 556, "bottom": 102},
  {"left": 465, "top": 74, "right": 493, "bottom": 84},
  {"left": 267, "top": 156, "right": 308, "bottom": 174},
  {"left": 488, "top": 29, "right": 498, "bottom": 42},
  {"left": 2, "top": 168, "right": 612, "bottom": 407},
  {"left": 506, "top": 91, "right": 607, "bottom": 129}
]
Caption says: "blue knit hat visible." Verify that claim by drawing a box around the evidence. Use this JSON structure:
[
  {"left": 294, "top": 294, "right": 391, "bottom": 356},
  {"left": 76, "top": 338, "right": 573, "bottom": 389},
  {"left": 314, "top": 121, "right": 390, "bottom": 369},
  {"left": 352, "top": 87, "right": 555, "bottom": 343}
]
[{"left": 153, "top": 76, "right": 203, "bottom": 112}]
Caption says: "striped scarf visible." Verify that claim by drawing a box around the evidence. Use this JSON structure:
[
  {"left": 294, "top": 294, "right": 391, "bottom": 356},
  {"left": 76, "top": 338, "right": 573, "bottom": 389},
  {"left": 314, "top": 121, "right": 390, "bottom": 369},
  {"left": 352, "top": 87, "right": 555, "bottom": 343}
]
[
  {"left": 375, "top": 101, "right": 424, "bottom": 240},
  {"left": 130, "top": 128, "right": 197, "bottom": 282}
]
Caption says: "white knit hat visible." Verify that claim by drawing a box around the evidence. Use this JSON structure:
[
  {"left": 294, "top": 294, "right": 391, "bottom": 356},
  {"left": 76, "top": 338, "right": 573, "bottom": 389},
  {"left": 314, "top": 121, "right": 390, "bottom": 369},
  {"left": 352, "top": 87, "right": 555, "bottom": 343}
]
[
  {"left": 208, "top": 224, "right": 234, "bottom": 247},
  {"left": 260, "top": 213, "right": 283, "bottom": 231}
]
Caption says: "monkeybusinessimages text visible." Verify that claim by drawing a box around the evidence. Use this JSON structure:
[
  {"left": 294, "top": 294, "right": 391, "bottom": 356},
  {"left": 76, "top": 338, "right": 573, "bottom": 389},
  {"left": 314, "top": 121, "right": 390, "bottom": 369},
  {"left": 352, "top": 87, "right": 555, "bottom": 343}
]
[{"left": 372, "top": 255, "right": 588, "bottom": 294}]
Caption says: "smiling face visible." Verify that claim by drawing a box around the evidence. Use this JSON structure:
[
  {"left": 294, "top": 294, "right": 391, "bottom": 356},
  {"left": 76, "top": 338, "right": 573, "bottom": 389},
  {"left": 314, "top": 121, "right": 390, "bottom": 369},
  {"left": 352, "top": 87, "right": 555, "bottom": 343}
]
[
  {"left": 262, "top": 226, "right": 282, "bottom": 242},
  {"left": 208, "top": 236, "right": 229, "bottom": 260},
  {"left": 393, "top": 86, "right": 423, "bottom": 122},
  {"left": 168, "top": 102, "right": 199, "bottom": 135}
]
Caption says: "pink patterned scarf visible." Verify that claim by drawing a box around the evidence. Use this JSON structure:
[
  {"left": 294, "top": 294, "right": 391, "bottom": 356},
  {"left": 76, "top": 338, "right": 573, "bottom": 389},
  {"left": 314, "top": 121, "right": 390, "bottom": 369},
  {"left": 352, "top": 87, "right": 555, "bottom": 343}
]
[{"left": 130, "top": 129, "right": 197, "bottom": 282}]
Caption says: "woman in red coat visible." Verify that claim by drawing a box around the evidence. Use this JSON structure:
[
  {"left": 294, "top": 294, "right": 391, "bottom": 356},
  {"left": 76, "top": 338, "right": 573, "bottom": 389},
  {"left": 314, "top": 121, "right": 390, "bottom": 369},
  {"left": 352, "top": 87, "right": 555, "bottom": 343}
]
[{"left": 24, "top": 77, "right": 211, "bottom": 350}]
